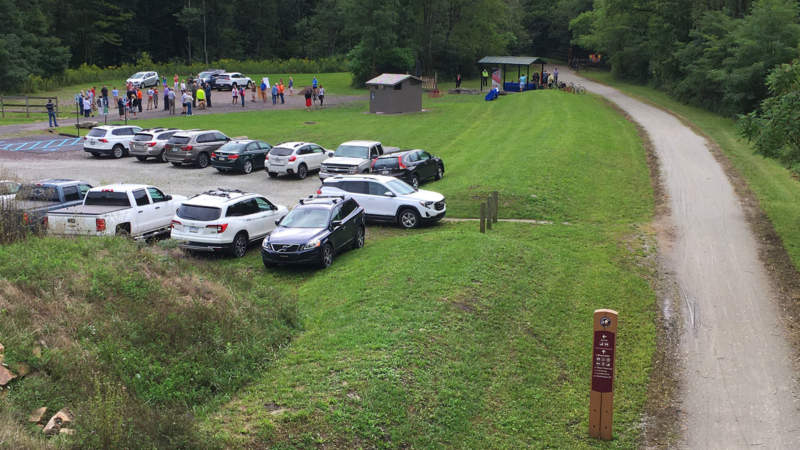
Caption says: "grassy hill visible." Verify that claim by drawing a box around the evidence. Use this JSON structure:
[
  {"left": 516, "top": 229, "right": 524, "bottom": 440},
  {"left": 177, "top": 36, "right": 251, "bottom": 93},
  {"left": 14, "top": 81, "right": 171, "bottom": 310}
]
[{"left": 0, "top": 89, "right": 656, "bottom": 448}]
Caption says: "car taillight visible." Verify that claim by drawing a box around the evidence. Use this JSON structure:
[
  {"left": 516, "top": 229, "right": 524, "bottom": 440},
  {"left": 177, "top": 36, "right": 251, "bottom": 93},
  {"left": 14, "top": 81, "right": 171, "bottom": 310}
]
[
  {"left": 42, "top": 216, "right": 48, "bottom": 229},
  {"left": 288, "top": 155, "right": 296, "bottom": 162},
  {"left": 99, "top": 138, "right": 109, "bottom": 143},
  {"left": 265, "top": 155, "right": 269, "bottom": 160},
  {"left": 211, "top": 152, "right": 216, "bottom": 158},
  {"left": 96, "top": 218, "right": 106, "bottom": 232},
  {"left": 147, "top": 142, "right": 157, "bottom": 147},
  {"left": 398, "top": 156, "right": 406, "bottom": 169},
  {"left": 316, "top": 189, "right": 322, "bottom": 194},
  {"left": 170, "top": 219, "right": 181, "bottom": 229},
  {"left": 22, "top": 213, "right": 29, "bottom": 224},
  {"left": 206, "top": 224, "right": 228, "bottom": 233},
  {"left": 182, "top": 145, "right": 193, "bottom": 151},
  {"left": 228, "top": 154, "right": 238, "bottom": 160}
]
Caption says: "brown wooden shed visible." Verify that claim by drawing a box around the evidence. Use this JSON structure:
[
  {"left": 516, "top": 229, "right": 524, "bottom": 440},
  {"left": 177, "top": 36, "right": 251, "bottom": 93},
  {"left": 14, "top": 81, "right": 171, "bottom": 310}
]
[{"left": 365, "top": 74, "right": 422, "bottom": 114}]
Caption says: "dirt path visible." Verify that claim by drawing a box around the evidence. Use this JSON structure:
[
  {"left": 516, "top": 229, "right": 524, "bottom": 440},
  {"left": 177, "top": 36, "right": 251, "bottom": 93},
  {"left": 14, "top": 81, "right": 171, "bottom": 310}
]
[{"left": 559, "top": 69, "right": 800, "bottom": 447}]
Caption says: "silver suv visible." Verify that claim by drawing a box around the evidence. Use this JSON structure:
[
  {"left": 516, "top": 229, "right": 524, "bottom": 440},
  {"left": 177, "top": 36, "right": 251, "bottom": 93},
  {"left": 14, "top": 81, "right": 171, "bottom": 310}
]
[
  {"left": 130, "top": 128, "right": 182, "bottom": 163},
  {"left": 164, "top": 130, "right": 231, "bottom": 168}
]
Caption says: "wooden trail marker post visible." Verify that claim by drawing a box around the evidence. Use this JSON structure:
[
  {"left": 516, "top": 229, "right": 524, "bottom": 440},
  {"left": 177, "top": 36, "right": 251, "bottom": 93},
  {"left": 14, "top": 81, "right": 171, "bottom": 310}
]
[
  {"left": 486, "top": 198, "right": 493, "bottom": 230},
  {"left": 589, "top": 309, "right": 618, "bottom": 440},
  {"left": 480, "top": 203, "right": 486, "bottom": 233},
  {"left": 492, "top": 191, "right": 499, "bottom": 222}
]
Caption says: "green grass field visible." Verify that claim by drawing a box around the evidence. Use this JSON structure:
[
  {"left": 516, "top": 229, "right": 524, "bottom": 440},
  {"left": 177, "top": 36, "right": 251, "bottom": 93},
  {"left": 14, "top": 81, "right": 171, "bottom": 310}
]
[
  {"left": 581, "top": 70, "right": 800, "bottom": 271},
  {"left": 0, "top": 89, "right": 656, "bottom": 447}
]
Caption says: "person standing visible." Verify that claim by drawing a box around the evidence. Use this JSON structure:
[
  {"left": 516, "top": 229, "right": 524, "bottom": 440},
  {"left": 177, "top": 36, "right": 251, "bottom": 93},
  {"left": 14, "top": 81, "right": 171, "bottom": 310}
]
[
  {"left": 153, "top": 86, "right": 159, "bottom": 109},
  {"left": 146, "top": 87, "right": 153, "bottom": 110},
  {"left": 82, "top": 96, "right": 92, "bottom": 118},
  {"left": 288, "top": 76, "right": 294, "bottom": 95},
  {"left": 46, "top": 98, "right": 58, "bottom": 128},
  {"left": 232, "top": 84, "right": 239, "bottom": 104},
  {"left": 278, "top": 80, "right": 285, "bottom": 104},
  {"left": 317, "top": 85, "right": 324, "bottom": 107},
  {"left": 553, "top": 66, "right": 559, "bottom": 84},
  {"left": 180, "top": 79, "right": 186, "bottom": 92},
  {"left": 101, "top": 85, "right": 109, "bottom": 107},
  {"left": 173, "top": 74, "right": 179, "bottom": 92},
  {"left": 481, "top": 68, "right": 488, "bottom": 88},
  {"left": 456, "top": 73, "right": 462, "bottom": 88},
  {"left": 164, "top": 87, "right": 170, "bottom": 111},
  {"left": 182, "top": 90, "right": 193, "bottom": 116},
  {"left": 76, "top": 91, "right": 84, "bottom": 117},
  {"left": 168, "top": 88, "right": 176, "bottom": 115},
  {"left": 191, "top": 82, "right": 198, "bottom": 108},
  {"left": 111, "top": 86, "right": 119, "bottom": 105},
  {"left": 117, "top": 97, "right": 125, "bottom": 118},
  {"left": 239, "top": 86, "right": 245, "bottom": 108},
  {"left": 196, "top": 85, "right": 206, "bottom": 109},
  {"left": 312, "top": 76, "right": 318, "bottom": 102},
  {"left": 250, "top": 81, "right": 256, "bottom": 102},
  {"left": 137, "top": 88, "right": 143, "bottom": 112},
  {"left": 304, "top": 87, "right": 312, "bottom": 111},
  {"left": 260, "top": 79, "right": 267, "bottom": 102},
  {"left": 204, "top": 82, "right": 212, "bottom": 108},
  {"left": 519, "top": 74, "right": 526, "bottom": 91},
  {"left": 271, "top": 84, "right": 278, "bottom": 105}
]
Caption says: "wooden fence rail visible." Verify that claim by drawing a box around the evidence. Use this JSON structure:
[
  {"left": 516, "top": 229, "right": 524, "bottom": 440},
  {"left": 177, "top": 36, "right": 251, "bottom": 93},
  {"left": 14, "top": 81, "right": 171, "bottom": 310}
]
[{"left": 0, "top": 96, "right": 59, "bottom": 118}]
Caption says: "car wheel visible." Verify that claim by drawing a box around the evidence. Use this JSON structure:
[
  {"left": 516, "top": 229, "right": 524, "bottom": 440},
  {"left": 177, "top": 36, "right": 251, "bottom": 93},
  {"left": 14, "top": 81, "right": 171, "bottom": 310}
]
[
  {"left": 353, "top": 226, "right": 365, "bottom": 249},
  {"left": 231, "top": 232, "right": 248, "bottom": 258},
  {"left": 135, "top": 156, "right": 147, "bottom": 162},
  {"left": 242, "top": 160, "right": 253, "bottom": 174},
  {"left": 115, "top": 224, "right": 130, "bottom": 237},
  {"left": 159, "top": 150, "right": 169, "bottom": 163},
  {"left": 196, "top": 153, "right": 210, "bottom": 168},
  {"left": 320, "top": 242, "right": 334, "bottom": 269},
  {"left": 112, "top": 145, "right": 125, "bottom": 159},
  {"left": 171, "top": 162, "right": 181, "bottom": 167},
  {"left": 435, "top": 164, "right": 444, "bottom": 180},
  {"left": 268, "top": 172, "right": 278, "bottom": 178},
  {"left": 398, "top": 208, "right": 420, "bottom": 229},
  {"left": 296, "top": 164, "right": 308, "bottom": 179},
  {"left": 410, "top": 174, "right": 420, "bottom": 190}
]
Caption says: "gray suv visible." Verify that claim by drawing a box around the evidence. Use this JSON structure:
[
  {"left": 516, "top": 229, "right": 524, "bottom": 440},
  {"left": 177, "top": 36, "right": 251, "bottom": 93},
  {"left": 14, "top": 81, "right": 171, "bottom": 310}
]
[
  {"left": 130, "top": 128, "right": 182, "bottom": 163},
  {"left": 164, "top": 130, "right": 231, "bottom": 168}
]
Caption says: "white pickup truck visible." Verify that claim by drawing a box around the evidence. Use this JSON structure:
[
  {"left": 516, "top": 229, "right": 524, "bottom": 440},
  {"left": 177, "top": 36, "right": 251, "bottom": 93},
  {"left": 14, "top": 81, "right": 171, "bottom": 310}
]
[
  {"left": 319, "top": 140, "right": 400, "bottom": 179},
  {"left": 47, "top": 184, "right": 186, "bottom": 239}
]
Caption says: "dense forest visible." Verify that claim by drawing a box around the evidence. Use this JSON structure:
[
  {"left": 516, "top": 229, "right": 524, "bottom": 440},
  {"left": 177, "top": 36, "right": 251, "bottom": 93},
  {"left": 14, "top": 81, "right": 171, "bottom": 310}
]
[{"left": 1, "top": 0, "right": 797, "bottom": 116}]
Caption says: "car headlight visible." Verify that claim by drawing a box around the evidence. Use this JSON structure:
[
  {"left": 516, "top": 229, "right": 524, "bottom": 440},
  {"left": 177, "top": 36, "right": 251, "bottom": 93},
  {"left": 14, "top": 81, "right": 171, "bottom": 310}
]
[
  {"left": 420, "top": 201, "right": 434, "bottom": 208},
  {"left": 303, "top": 239, "right": 321, "bottom": 250},
  {"left": 348, "top": 167, "right": 357, "bottom": 174},
  {"left": 262, "top": 239, "right": 270, "bottom": 249}
]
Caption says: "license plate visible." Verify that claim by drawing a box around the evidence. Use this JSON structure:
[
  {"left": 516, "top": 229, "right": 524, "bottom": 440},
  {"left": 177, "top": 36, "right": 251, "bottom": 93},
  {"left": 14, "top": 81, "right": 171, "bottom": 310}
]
[
  {"left": 90, "top": 139, "right": 96, "bottom": 144},
  {"left": 188, "top": 226, "right": 199, "bottom": 233},
  {"left": 219, "top": 156, "right": 226, "bottom": 160},
  {"left": 172, "top": 148, "right": 179, "bottom": 152},
  {"left": 67, "top": 218, "right": 75, "bottom": 223}
]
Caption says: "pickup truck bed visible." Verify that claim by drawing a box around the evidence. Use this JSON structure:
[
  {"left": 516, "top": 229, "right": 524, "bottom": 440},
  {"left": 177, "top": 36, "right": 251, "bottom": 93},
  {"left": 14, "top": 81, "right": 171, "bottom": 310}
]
[{"left": 49, "top": 205, "right": 130, "bottom": 216}]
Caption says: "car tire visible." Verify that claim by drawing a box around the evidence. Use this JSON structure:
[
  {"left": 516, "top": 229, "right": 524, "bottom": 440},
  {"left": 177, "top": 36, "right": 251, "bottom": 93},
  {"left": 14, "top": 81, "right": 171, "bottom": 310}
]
[
  {"left": 216, "top": 168, "right": 228, "bottom": 173},
  {"left": 435, "top": 164, "right": 444, "bottom": 180},
  {"left": 268, "top": 171, "right": 278, "bottom": 178},
  {"left": 115, "top": 224, "right": 130, "bottom": 237},
  {"left": 171, "top": 162, "right": 181, "bottom": 167},
  {"left": 353, "top": 226, "right": 365, "bottom": 249},
  {"left": 320, "top": 242, "right": 334, "bottom": 269},
  {"left": 112, "top": 145, "right": 125, "bottom": 159},
  {"left": 296, "top": 164, "right": 308, "bottom": 179},
  {"left": 231, "top": 232, "right": 248, "bottom": 258},
  {"left": 410, "top": 174, "right": 420, "bottom": 190},
  {"left": 196, "top": 153, "right": 210, "bottom": 168},
  {"left": 135, "top": 156, "right": 147, "bottom": 162},
  {"left": 242, "top": 160, "right": 253, "bottom": 174},
  {"left": 159, "top": 150, "right": 169, "bottom": 163},
  {"left": 398, "top": 208, "right": 421, "bottom": 229}
]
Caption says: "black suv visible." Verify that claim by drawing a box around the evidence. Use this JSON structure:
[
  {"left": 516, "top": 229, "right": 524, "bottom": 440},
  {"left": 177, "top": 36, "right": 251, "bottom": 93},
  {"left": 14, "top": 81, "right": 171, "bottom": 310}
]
[
  {"left": 261, "top": 196, "right": 365, "bottom": 269},
  {"left": 371, "top": 149, "right": 444, "bottom": 189}
]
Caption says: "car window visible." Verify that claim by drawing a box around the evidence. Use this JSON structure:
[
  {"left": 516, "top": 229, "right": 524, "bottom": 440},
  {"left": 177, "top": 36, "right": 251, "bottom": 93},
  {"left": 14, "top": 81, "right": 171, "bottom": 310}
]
[
  {"left": 270, "top": 147, "right": 293, "bottom": 156},
  {"left": 133, "top": 189, "right": 150, "bottom": 206},
  {"left": 112, "top": 128, "right": 129, "bottom": 136},
  {"left": 157, "top": 131, "right": 177, "bottom": 140},
  {"left": 226, "top": 201, "right": 244, "bottom": 217},
  {"left": 376, "top": 144, "right": 384, "bottom": 153},
  {"left": 419, "top": 151, "right": 431, "bottom": 160},
  {"left": 331, "top": 205, "right": 345, "bottom": 221},
  {"left": 254, "top": 197, "right": 275, "bottom": 211},
  {"left": 407, "top": 152, "right": 419, "bottom": 162},
  {"left": 340, "top": 199, "right": 356, "bottom": 218},
  {"left": 62, "top": 186, "right": 80, "bottom": 202},
  {"left": 147, "top": 187, "right": 167, "bottom": 203},
  {"left": 133, "top": 133, "right": 154, "bottom": 141},
  {"left": 312, "top": 145, "right": 324, "bottom": 153},
  {"left": 341, "top": 180, "right": 368, "bottom": 194},
  {"left": 78, "top": 184, "right": 92, "bottom": 197},
  {"left": 369, "top": 147, "right": 379, "bottom": 158},
  {"left": 215, "top": 132, "right": 229, "bottom": 141},
  {"left": 245, "top": 142, "right": 258, "bottom": 152},
  {"left": 280, "top": 207, "right": 330, "bottom": 228},
  {"left": 368, "top": 181, "right": 390, "bottom": 196},
  {"left": 196, "top": 133, "right": 211, "bottom": 143},
  {"left": 87, "top": 128, "right": 106, "bottom": 137},
  {"left": 259, "top": 141, "right": 272, "bottom": 150}
]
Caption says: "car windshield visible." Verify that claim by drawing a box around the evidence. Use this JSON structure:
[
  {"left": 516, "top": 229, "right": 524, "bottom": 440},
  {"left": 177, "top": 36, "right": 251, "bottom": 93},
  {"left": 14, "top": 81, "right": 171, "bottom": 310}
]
[
  {"left": 87, "top": 128, "right": 106, "bottom": 137},
  {"left": 270, "top": 147, "right": 294, "bottom": 156},
  {"left": 177, "top": 204, "right": 221, "bottom": 221},
  {"left": 217, "top": 142, "right": 246, "bottom": 153},
  {"left": 373, "top": 157, "right": 399, "bottom": 169},
  {"left": 387, "top": 179, "right": 416, "bottom": 194},
  {"left": 198, "top": 72, "right": 212, "bottom": 78},
  {"left": 0, "top": 182, "right": 20, "bottom": 195},
  {"left": 334, "top": 145, "right": 368, "bottom": 159},
  {"left": 131, "top": 72, "right": 146, "bottom": 78},
  {"left": 16, "top": 185, "right": 58, "bottom": 201},
  {"left": 157, "top": 131, "right": 177, "bottom": 140},
  {"left": 84, "top": 191, "right": 131, "bottom": 207},
  {"left": 133, "top": 133, "right": 154, "bottom": 141},
  {"left": 168, "top": 136, "right": 191, "bottom": 145},
  {"left": 280, "top": 207, "right": 329, "bottom": 228}
]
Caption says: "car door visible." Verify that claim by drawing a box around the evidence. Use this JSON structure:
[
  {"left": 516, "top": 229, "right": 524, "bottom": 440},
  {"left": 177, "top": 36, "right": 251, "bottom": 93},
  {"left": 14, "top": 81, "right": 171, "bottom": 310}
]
[
  {"left": 237, "top": 199, "right": 262, "bottom": 239},
  {"left": 367, "top": 181, "right": 397, "bottom": 217},
  {"left": 253, "top": 142, "right": 269, "bottom": 169},
  {"left": 310, "top": 144, "right": 326, "bottom": 170},
  {"left": 328, "top": 205, "right": 350, "bottom": 250},
  {"left": 213, "top": 132, "right": 230, "bottom": 152},
  {"left": 339, "top": 180, "right": 372, "bottom": 215},
  {"left": 131, "top": 188, "right": 155, "bottom": 234},
  {"left": 417, "top": 151, "right": 436, "bottom": 180},
  {"left": 146, "top": 187, "right": 172, "bottom": 229},
  {"left": 253, "top": 197, "right": 279, "bottom": 237}
]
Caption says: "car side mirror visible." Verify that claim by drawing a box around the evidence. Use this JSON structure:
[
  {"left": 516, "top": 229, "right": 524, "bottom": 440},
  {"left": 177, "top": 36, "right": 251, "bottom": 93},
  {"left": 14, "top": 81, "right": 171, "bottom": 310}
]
[
  {"left": 331, "top": 220, "right": 342, "bottom": 228},
  {"left": 274, "top": 218, "right": 282, "bottom": 225},
  {"left": 384, "top": 191, "right": 395, "bottom": 197},
  {"left": 165, "top": 195, "right": 172, "bottom": 201},
  {"left": 327, "top": 152, "right": 334, "bottom": 157}
]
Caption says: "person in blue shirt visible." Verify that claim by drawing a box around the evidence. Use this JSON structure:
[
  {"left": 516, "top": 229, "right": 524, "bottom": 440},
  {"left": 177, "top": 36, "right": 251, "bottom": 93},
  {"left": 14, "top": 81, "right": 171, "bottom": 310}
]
[{"left": 271, "top": 84, "right": 278, "bottom": 105}]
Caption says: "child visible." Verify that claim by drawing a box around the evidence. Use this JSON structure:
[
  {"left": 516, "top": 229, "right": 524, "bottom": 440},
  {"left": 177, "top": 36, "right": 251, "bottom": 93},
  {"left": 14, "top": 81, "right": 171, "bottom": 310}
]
[{"left": 232, "top": 85, "right": 238, "bottom": 104}]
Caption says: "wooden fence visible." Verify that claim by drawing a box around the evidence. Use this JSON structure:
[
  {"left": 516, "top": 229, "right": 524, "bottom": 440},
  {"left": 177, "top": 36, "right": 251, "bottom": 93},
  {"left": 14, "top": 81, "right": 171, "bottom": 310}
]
[{"left": 0, "top": 96, "right": 59, "bottom": 118}]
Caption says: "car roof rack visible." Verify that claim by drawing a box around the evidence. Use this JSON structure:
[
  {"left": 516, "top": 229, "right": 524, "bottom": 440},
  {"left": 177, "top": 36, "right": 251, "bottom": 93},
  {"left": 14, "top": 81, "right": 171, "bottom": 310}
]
[
  {"left": 299, "top": 194, "right": 345, "bottom": 205},
  {"left": 196, "top": 188, "right": 247, "bottom": 199}
]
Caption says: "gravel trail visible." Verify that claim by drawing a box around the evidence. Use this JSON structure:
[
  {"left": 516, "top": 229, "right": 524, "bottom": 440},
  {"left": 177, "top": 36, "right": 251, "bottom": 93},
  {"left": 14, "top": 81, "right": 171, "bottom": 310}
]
[{"left": 563, "top": 70, "right": 800, "bottom": 448}]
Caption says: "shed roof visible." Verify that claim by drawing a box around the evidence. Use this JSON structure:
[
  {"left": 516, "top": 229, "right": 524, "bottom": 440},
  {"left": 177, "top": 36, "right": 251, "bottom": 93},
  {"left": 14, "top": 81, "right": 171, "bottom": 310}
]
[
  {"left": 365, "top": 73, "right": 421, "bottom": 86},
  {"left": 478, "top": 56, "right": 546, "bottom": 66}
]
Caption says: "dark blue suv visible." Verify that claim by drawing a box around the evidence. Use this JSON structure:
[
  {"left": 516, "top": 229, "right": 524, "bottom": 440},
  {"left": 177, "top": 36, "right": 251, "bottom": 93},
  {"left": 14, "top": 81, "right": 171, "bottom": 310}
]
[{"left": 261, "top": 196, "right": 365, "bottom": 269}]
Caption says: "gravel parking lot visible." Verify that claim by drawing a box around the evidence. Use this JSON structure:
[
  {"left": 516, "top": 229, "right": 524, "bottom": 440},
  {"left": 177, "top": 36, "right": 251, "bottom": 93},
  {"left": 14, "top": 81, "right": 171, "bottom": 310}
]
[{"left": 0, "top": 151, "right": 322, "bottom": 208}]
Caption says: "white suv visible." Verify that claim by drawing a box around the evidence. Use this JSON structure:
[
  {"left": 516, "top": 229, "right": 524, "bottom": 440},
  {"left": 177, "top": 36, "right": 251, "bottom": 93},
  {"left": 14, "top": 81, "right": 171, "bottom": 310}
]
[
  {"left": 266, "top": 142, "right": 332, "bottom": 179},
  {"left": 215, "top": 72, "right": 253, "bottom": 90},
  {"left": 170, "top": 188, "right": 288, "bottom": 257},
  {"left": 83, "top": 125, "right": 143, "bottom": 158},
  {"left": 319, "top": 175, "right": 446, "bottom": 228}
]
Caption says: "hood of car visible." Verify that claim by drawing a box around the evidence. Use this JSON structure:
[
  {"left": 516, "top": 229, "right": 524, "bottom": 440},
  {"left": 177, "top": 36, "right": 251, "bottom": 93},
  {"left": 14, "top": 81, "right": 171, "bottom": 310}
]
[
  {"left": 404, "top": 189, "right": 444, "bottom": 203},
  {"left": 268, "top": 227, "right": 327, "bottom": 245},
  {"left": 324, "top": 157, "right": 364, "bottom": 166}
]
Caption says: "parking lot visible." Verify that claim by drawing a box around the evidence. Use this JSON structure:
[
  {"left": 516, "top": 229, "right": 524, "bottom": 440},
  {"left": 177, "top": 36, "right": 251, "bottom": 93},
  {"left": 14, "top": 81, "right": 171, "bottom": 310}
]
[{"left": 0, "top": 148, "right": 321, "bottom": 208}]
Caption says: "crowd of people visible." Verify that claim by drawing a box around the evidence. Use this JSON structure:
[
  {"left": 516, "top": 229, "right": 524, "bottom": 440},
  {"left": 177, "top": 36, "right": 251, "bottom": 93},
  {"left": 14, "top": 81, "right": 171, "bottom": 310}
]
[{"left": 72, "top": 74, "right": 326, "bottom": 121}]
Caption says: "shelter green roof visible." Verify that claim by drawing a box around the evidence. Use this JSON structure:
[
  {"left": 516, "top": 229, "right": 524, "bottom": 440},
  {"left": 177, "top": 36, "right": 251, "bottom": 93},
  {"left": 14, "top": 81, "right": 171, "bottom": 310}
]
[{"left": 477, "top": 56, "right": 546, "bottom": 66}]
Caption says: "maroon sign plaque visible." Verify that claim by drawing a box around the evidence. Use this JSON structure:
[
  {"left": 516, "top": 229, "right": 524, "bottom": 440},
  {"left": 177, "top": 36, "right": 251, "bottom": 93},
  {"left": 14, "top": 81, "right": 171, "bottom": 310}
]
[{"left": 589, "top": 309, "right": 618, "bottom": 441}]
